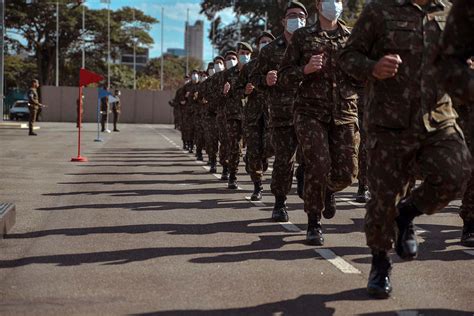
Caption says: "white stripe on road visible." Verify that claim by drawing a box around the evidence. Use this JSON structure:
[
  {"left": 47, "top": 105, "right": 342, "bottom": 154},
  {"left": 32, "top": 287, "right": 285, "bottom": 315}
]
[
  {"left": 337, "top": 197, "right": 365, "bottom": 208},
  {"left": 315, "top": 249, "right": 362, "bottom": 274},
  {"left": 463, "top": 250, "right": 474, "bottom": 256},
  {"left": 280, "top": 222, "right": 302, "bottom": 232}
]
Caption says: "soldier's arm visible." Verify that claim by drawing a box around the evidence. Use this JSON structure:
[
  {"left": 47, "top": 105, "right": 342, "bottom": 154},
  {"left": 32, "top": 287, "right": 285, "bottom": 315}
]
[
  {"left": 278, "top": 31, "right": 305, "bottom": 90},
  {"left": 436, "top": 0, "right": 474, "bottom": 103},
  {"left": 250, "top": 47, "right": 270, "bottom": 90},
  {"left": 338, "top": 3, "right": 382, "bottom": 82}
]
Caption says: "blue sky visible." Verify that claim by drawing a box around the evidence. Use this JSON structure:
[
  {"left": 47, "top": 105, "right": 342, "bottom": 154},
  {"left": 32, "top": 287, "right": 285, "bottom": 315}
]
[{"left": 87, "top": 0, "right": 236, "bottom": 63}]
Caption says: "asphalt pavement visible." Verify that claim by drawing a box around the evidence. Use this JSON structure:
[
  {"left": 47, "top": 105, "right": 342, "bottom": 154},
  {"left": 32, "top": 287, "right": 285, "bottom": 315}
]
[{"left": 0, "top": 123, "right": 472, "bottom": 315}]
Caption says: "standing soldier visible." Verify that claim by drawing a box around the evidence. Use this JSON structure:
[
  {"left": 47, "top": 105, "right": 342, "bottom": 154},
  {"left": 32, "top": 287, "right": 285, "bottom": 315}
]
[
  {"left": 279, "top": 0, "right": 360, "bottom": 246},
  {"left": 339, "top": 0, "right": 472, "bottom": 298},
  {"left": 112, "top": 89, "right": 121, "bottom": 132},
  {"left": 27, "top": 79, "right": 42, "bottom": 136},
  {"left": 100, "top": 85, "right": 109, "bottom": 133},
  {"left": 194, "top": 71, "right": 207, "bottom": 161},
  {"left": 436, "top": 0, "right": 474, "bottom": 247},
  {"left": 250, "top": 1, "right": 308, "bottom": 221},
  {"left": 222, "top": 43, "right": 253, "bottom": 189},
  {"left": 242, "top": 31, "right": 275, "bottom": 200},
  {"left": 174, "top": 75, "right": 191, "bottom": 149}
]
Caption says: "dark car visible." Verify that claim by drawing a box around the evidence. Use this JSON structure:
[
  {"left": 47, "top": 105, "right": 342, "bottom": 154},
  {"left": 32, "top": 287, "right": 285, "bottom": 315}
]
[{"left": 9, "top": 100, "right": 30, "bottom": 121}]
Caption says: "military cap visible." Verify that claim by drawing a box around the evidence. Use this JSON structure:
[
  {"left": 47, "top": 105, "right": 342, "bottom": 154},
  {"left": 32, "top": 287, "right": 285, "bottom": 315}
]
[
  {"left": 237, "top": 42, "right": 253, "bottom": 53},
  {"left": 191, "top": 69, "right": 199, "bottom": 73},
  {"left": 285, "top": 1, "right": 308, "bottom": 16},
  {"left": 257, "top": 31, "right": 276, "bottom": 42},
  {"left": 214, "top": 55, "right": 225, "bottom": 62},
  {"left": 207, "top": 62, "right": 215, "bottom": 68},
  {"left": 225, "top": 50, "right": 238, "bottom": 58},
  {"left": 184, "top": 75, "right": 190, "bottom": 79}
]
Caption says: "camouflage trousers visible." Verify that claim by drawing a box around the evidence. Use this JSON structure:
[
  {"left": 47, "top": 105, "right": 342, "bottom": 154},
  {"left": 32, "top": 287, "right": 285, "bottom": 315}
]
[
  {"left": 217, "top": 111, "right": 229, "bottom": 168},
  {"left": 204, "top": 112, "right": 219, "bottom": 163},
  {"left": 365, "top": 126, "right": 472, "bottom": 251},
  {"left": 295, "top": 114, "right": 359, "bottom": 217},
  {"left": 173, "top": 107, "right": 181, "bottom": 130},
  {"left": 245, "top": 117, "right": 273, "bottom": 182},
  {"left": 194, "top": 112, "right": 205, "bottom": 153},
  {"left": 455, "top": 105, "right": 474, "bottom": 222},
  {"left": 226, "top": 119, "right": 243, "bottom": 176},
  {"left": 271, "top": 125, "right": 298, "bottom": 198},
  {"left": 358, "top": 116, "right": 368, "bottom": 187},
  {"left": 181, "top": 109, "right": 194, "bottom": 143}
]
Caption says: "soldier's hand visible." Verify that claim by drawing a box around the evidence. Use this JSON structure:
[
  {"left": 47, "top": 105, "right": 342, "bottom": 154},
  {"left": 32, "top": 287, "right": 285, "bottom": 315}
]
[
  {"left": 266, "top": 70, "right": 278, "bottom": 86},
  {"left": 372, "top": 54, "right": 402, "bottom": 80},
  {"left": 304, "top": 54, "right": 324, "bottom": 75},
  {"left": 224, "top": 82, "right": 231, "bottom": 95},
  {"left": 245, "top": 83, "right": 255, "bottom": 95},
  {"left": 467, "top": 57, "right": 474, "bottom": 70}
]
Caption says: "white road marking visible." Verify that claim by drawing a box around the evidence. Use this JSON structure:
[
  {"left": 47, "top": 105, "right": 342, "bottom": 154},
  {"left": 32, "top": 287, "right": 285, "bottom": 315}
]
[
  {"left": 315, "top": 249, "right": 361, "bottom": 274},
  {"left": 337, "top": 197, "right": 365, "bottom": 207},
  {"left": 463, "top": 250, "right": 474, "bottom": 256},
  {"left": 280, "top": 222, "right": 302, "bottom": 232},
  {"left": 245, "top": 196, "right": 266, "bottom": 207}
]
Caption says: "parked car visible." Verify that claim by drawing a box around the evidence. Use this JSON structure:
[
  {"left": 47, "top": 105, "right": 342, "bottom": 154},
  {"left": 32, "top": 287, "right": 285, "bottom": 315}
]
[{"left": 9, "top": 100, "right": 30, "bottom": 121}]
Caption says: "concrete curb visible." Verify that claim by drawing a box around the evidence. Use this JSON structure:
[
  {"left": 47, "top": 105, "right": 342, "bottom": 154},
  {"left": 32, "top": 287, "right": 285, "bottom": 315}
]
[{"left": 0, "top": 203, "right": 16, "bottom": 238}]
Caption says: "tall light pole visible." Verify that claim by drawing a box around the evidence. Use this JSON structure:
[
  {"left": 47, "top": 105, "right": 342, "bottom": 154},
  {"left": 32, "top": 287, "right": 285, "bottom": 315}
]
[
  {"left": 107, "top": 1, "right": 111, "bottom": 89},
  {"left": 82, "top": 2, "right": 85, "bottom": 68},
  {"left": 160, "top": 7, "right": 164, "bottom": 91},
  {"left": 0, "top": 0, "right": 4, "bottom": 122},
  {"left": 55, "top": 1, "right": 59, "bottom": 86},
  {"left": 132, "top": 8, "right": 136, "bottom": 90},
  {"left": 185, "top": 8, "right": 189, "bottom": 76}
]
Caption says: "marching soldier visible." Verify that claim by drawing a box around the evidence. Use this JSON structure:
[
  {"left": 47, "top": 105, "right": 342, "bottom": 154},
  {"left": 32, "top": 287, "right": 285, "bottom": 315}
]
[
  {"left": 339, "top": 0, "right": 471, "bottom": 298},
  {"left": 250, "top": 1, "right": 308, "bottom": 221},
  {"left": 181, "top": 70, "right": 200, "bottom": 153},
  {"left": 112, "top": 89, "right": 121, "bottom": 132},
  {"left": 173, "top": 75, "right": 191, "bottom": 149},
  {"left": 100, "top": 85, "right": 109, "bottom": 133}
]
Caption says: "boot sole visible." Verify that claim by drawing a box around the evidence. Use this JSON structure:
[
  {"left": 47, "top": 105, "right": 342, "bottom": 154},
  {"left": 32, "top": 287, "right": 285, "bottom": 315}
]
[
  {"left": 367, "top": 287, "right": 391, "bottom": 299},
  {"left": 305, "top": 238, "right": 324, "bottom": 246},
  {"left": 322, "top": 210, "right": 336, "bottom": 220},
  {"left": 272, "top": 216, "right": 289, "bottom": 223}
]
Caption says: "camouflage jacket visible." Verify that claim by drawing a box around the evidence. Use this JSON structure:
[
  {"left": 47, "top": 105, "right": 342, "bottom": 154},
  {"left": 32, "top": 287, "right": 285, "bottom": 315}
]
[
  {"left": 279, "top": 21, "right": 359, "bottom": 125},
  {"left": 250, "top": 35, "right": 298, "bottom": 127},
  {"left": 222, "top": 66, "right": 244, "bottom": 121},
  {"left": 436, "top": 0, "right": 474, "bottom": 104},
  {"left": 239, "top": 58, "right": 269, "bottom": 127},
  {"left": 112, "top": 98, "right": 121, "bottom": 113},
  {"left": 202, "top": 71, "right": 227, "bottom": 115},
  {"left": 339, "top": 0, "right": 456, "bottom": 133},
  {"left": 182, "top": 82, "right": 200, "bottom": 115}
]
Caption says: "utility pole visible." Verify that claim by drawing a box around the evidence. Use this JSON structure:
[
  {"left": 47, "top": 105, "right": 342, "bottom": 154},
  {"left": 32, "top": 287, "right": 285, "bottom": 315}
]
[
  {"left": 160, "top": 7, "right": 164, "bottom": 91},
  {"left": 211, "top": 19, "right": 215, "bottom": 59},
  {"left": 0, "top": 0, "right": 4, "bottom": 122},
  {"left": 107, "top": 1, "right": 111, "bottom": 89},
  {"left": 55, "top": 1, "right": 59, "bottom": 86},
  {"left": 264, "top": 11, "right": 268, "bottom": 31},
  {"left": 132, "top": 8, "right": 136, "bottom": 90},
  {"left": 185, "top": 8, "right": 189, "bottom": 76},
  {"left": 82, "top": 2, "right": 85, "bottom": 68}
]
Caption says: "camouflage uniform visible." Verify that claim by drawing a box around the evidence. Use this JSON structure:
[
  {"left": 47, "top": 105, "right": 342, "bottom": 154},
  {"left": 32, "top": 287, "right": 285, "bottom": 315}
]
[
  {"left": 436, "top": 0, "right": 474, "bottom": 223},
  {"left": 222, "top": 66, "right": 245, "bottom": 177},
  {"left": 251, "top": 35, "right": 298, "bottom": 199},
  {"left": 240, "top": 59, "right": 271, "bottom": 183},
  {"left": 198, "top": 78, "right": 219, "bottom": 166},
  {"left": 181, "top": 82, "right": 198, "bottom": 146},
  {"left": 100, "top": 95, "right": 108, "bottom": 132},
  {"left": 339, "top": 0, "right": 472, "bottom": 251},
  {"left": 27, "top": 87, "right": 41, "bottom": 134},
  {"left": 279, "top": 21, "right": 360, "bottom": 219},
  {"left": 193, "top": 83, "right": 206, "bottom": 155}
]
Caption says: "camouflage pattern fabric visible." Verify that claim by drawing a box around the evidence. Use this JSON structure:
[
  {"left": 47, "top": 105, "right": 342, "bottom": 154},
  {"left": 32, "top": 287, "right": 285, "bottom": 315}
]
[{"left": 270, "top": 126, "right": 298, "bottom": 198}]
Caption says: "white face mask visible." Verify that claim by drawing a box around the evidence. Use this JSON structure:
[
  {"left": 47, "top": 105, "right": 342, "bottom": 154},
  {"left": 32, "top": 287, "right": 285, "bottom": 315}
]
[
  {"left": 239, "top": 54, "right": 251, "bottom": 65},
  {"left": 321, "top": 1, "right": 343, "bottom": 21},
  {"left": 259, "top": 42, "right": 270, "bottom": 51},
  {"left": 225, "top": 59, "right": 238, "bottom": 69},
  {"left": 214, "top": 63, "right": 225, "bottom": 72},
  {"left": 200, "top": 76, "right": 208, "bottom": 83},
  {"left": 286, "top": 18, "right": 306, "bottom": 34},
  {"left": 191, "top": 73, "right": 199, "bottom": 82},
  {"left": 208, "top": 69, "right": 216, "bottom": 76}
]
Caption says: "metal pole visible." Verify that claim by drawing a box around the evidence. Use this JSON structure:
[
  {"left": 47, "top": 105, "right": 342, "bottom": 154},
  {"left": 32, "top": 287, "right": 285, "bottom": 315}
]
[
  {"left": 107, "top": 1, "right": 110, "bottom": 89},
  {"left": 185, "top": 8, "right": 189, "bottom": 76},
  {"left": 160, "top": 7, "right": 164, "bottom": 91},
  {"left": 211, "top": 19, "right": 215, "bottom": 59},
  {"left": 133, "top": 8, "right": 136, "bottom": 90},
  {"left": 82, "top": 3, "right": 85, "bottom": 68},
  {"left": 0, "top": 0, "right": 4, "bottom": 122},
  {"left": 55, "top": 1, "right": 59, "bottom": 86},
  {"left": 264, "top": 11, "right": 268, "bottom": 31}
]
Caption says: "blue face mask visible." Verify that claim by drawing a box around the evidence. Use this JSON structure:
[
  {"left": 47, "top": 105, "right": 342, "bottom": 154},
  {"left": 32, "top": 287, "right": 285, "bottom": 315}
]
[
  {"left": 239, "top": 54, "right": 251, "bottom": 65},
  {"left": 286, "top": 18, "right": 306, "bottom": 34},
  {"left": 321, "top": 1, "right": 343, "bottom": 21}
]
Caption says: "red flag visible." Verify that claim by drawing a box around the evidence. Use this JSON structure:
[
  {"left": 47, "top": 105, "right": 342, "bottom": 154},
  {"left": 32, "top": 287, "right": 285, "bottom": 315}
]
[{"left": 79, "top": 68, "right": 104, "bottom": 87}]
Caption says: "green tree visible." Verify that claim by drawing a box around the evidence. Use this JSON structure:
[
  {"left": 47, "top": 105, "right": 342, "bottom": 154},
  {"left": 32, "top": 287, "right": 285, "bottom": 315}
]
[{"left": 4, "top": 55, "right": 38, "bottom": 91}]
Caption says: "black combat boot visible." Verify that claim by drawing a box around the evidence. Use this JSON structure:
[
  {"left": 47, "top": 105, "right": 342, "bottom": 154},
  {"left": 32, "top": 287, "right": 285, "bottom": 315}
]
[
  {"left": 395, "top": 199, "right": 422, "bottom": 260},
  {"left": 221, "top": 166, "right": 229, "bottom": 181},
  {"left": 296, "top": 164, "right": 305, "bottom": 199},
  {"left": 367, "top": 250, "right": 392, "bottom": 299},
  {"left": 272, "top": 196, "right": 289, "bottom": 222},
  {"left": 355, "top": 184, "right": 370, "bottom": 203},
  {"left": 306, "top": 215, "right": 324, "bottom": 246},
  {"left": 250, "top": 181, "right": 263, "bottom": 201},
  {"left": 209, "top": 160, "right": 217, "bottom": 174},
  {"left": 228, "top": 174, "right": 238, "bottom": 190},
  {"left": 196, "top": 151, "right": 204, "bottom": 161},
  {"left": 188, "top": 142, "right": 194, "bottom": 154},
  {"left": 461, "top": 219, "right": 474, "bottom": 247},
  {"left": 322, "top": 190, "right": 336, "bottom": 219}
]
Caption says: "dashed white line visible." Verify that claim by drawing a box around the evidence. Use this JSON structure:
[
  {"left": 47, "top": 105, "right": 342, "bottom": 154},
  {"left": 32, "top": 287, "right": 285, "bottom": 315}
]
[{"left": 315, "top": 249, "right": 362, "bottom": 274}]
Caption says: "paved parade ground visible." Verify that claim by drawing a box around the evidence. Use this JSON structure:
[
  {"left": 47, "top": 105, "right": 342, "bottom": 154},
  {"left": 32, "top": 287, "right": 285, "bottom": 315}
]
[{"left": 0, "top": 123, "right": 472, "bottom": 315}]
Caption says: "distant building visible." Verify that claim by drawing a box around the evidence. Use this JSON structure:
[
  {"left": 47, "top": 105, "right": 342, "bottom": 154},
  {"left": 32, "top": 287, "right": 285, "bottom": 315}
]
[
  {"left": 120, "top": 48, "right": 149, "bottom": 70},
  {"left": 166, "top": 48, "right": 186, "bottom": 58},
  {"left": 185, "top": 20, "right": 204, "bottom": 62}
]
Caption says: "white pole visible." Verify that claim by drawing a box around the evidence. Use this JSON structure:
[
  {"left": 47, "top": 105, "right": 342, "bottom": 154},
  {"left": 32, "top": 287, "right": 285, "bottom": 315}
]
[
  {"left": 107, "top": 1, "right": 110, "bottom": 89},
  {"left": 55, "top": 1, "right": 59, "bottom": 86},
  {"left": 160, "top": 7, "right": 164, "bottom": 91},
  {"left": 133, "top": 8, "right": 136, "bottom": 90},
  {"left": 185, "top": 8, "right": 189, "bottom": 76},
  {"left": 82, "top": 3, "right": 85, "bottom": 68},
  {"left": 0, "top": 0, "right": 4, "bottom": 121},
  {"left": 264, "top": 11, "right": 268, "bottom": 31}
]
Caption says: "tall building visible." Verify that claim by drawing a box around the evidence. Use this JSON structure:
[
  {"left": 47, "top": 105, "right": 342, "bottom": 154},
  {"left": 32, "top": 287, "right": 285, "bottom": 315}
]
[
  {"left": 185, "top": 20, "right": 204, "bottom": 62},
  {"left": 166, "top": 48, "right": 186, "bottom": 58}
]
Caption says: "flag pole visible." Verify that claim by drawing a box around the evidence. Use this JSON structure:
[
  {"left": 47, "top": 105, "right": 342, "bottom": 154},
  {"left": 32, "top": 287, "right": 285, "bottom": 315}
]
[
  {"left": 94, "top": 88, "right": 103, "bottom": 142},
  {"left": 71, "top": 80, "right": 88, "bottom": 162}
]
